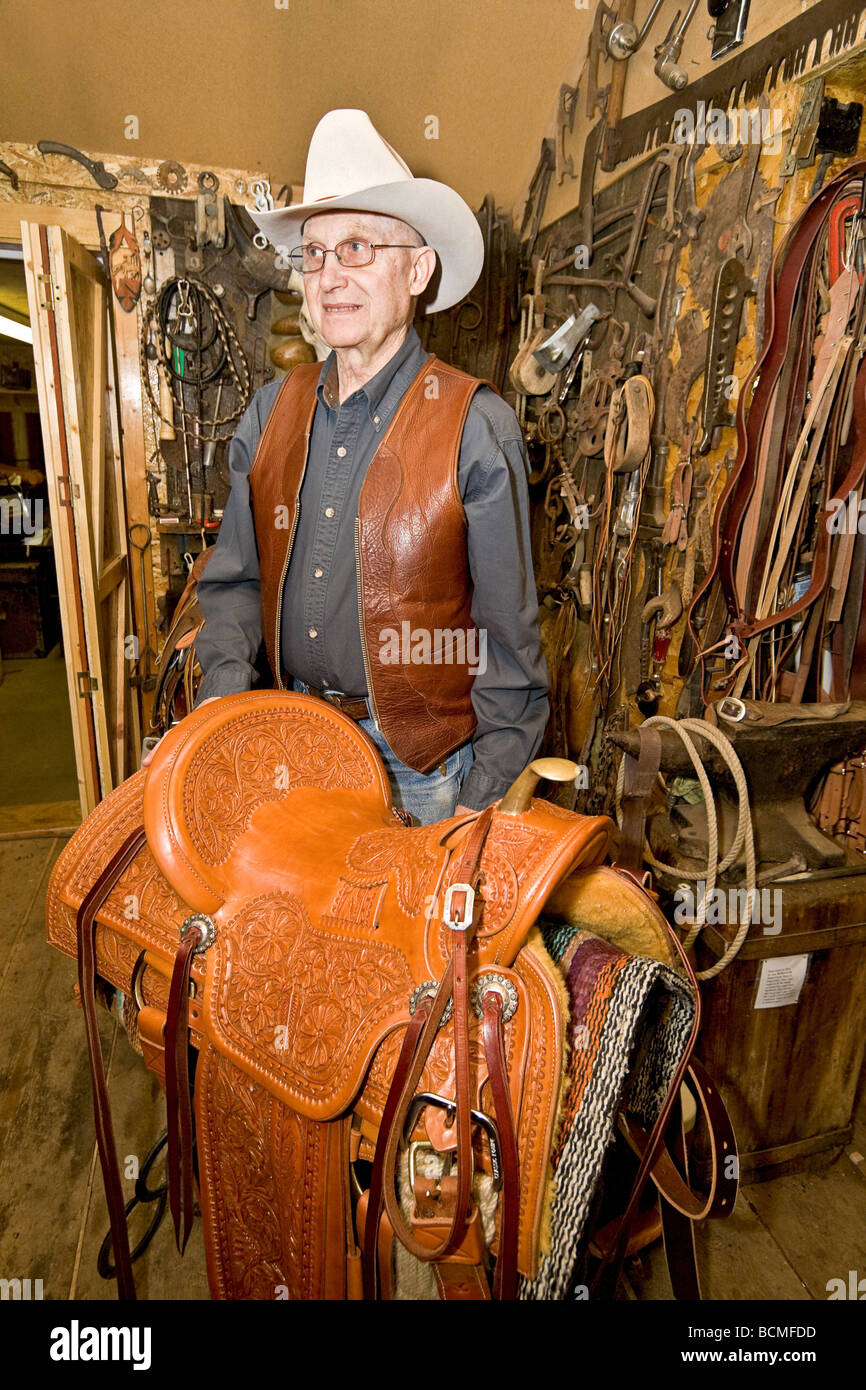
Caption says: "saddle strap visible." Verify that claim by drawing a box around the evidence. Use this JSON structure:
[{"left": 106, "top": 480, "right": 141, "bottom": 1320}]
[
  {"left": 659, "top": 1112, "right": 701, "bottom": 1300},
  {"left": 589, "top": 910, "right": 704, "bottom": 1299},
  {"left": 77, "top": 825, "right": 148, "bottom": 1302},
  {"left": 366, "top": 806, "right": 498, "bottom": 1294},
  {"left": 165, "top": 928, "right": 201, "bottom": 1253},
  {"left": 619, "top": 1057, "right": 738, "bottom": 1222},
  {"left": 480, "top": 990, "right": 520, "bottom": 1300},
  {"left": 361, "top": 1005, "right": 430, "bottom": 1299}
]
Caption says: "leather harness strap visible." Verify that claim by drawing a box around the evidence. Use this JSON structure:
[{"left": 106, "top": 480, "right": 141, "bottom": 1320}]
[
  {"left": 76, "top": 825, "right": 148, "bottom": 1302},
  {"left": 662, "top": 452, "right": 693, "bottom": 552},
  {"left": 659, "top": 1122, "right": 701, "bottom": 1300}
]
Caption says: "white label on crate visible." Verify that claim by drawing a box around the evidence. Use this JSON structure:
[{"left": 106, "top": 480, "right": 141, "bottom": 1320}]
[{"left": 754, "top": 954, "right": 810, "bottom": 1010}]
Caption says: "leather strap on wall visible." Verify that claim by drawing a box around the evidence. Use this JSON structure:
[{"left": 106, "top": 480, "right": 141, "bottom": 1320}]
[
  {"left": 617, "top": 727, "right": 662, "bottom": 871},
  {"left": 687, "top": 160, "right": 866, "bottom": 701}
]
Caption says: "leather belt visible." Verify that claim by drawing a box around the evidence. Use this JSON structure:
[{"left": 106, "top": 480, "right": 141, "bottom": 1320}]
[{"left": 305, "top": 684, "right": 370, "bottom": 721}]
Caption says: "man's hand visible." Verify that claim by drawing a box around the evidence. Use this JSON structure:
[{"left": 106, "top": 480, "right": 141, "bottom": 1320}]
[
  {"left": 455, "top": 804, "right": 474, "bottom": 816},
  {"left": 141, "top": 697, "right": 220, "bottom": 767}
]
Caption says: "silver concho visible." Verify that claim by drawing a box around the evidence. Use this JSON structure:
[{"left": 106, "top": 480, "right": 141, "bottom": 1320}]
[
  {"left": 181, "top": 913, "right": 216, "bottom": 954},
  {"left": 471, "top": 972, "right": 519, "bottom": 1023},
  {"left": 409, "top": 980, "right": 453, "bottom": 1026}
]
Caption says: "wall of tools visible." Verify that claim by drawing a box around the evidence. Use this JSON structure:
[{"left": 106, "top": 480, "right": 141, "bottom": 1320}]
[
  {"left": 480, "top": 5, "right": 866, "bottom": 831},
  {"left": 467, "top": 8, "right": 866, "bottom": 1166}
]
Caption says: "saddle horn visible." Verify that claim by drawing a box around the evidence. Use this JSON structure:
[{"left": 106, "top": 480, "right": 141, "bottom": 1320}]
[{"left": 499, "top": 756, "right": 581, "bottom": 814}]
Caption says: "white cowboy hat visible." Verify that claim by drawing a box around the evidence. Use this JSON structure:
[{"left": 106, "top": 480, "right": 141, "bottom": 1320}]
[{"left": 248, "top": 109, "right": 484, "bottom": 314}]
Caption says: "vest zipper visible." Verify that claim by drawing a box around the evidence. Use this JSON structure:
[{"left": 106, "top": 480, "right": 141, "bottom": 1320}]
[
  {"left": 274, "top": 430, "right": 312, "bottom": 690},
  {"left": 355, "top": 517, "right": 381, "bottom": 731}
]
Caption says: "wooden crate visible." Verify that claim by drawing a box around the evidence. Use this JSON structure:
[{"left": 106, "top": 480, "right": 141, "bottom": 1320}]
[{"left": 692, "top": 873, "right": 866, "bottom": 1183}]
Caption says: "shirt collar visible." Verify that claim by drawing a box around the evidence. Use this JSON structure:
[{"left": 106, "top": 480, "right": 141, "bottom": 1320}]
[{"left": 316, "top": 325, "right": 428, "bottom": 427}]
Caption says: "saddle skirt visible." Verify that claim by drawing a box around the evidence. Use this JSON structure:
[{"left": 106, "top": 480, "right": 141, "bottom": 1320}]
[{"left": 46, "top": 691, "right": 701, "bottom": 1299}]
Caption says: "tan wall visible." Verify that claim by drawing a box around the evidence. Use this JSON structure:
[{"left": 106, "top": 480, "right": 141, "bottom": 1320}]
[
  {"left": 1, "top": 4, "right": 858, "bottom": 252},
  {"left": 1, "top": 0, "right": 597, "bottom": 216}
]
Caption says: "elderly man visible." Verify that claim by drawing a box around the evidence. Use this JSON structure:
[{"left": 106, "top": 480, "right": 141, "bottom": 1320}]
[{"left": 193, "top": 109, "right": 548, "bottom": 823}]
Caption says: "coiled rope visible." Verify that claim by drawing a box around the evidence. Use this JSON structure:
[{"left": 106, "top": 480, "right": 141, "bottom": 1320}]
[{"left": 615, "top": 715, "right": 757, "bottom": 980}]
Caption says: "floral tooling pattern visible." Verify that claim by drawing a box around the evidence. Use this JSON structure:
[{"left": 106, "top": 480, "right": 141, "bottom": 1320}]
[
  {"left": 345, "top": 825, "right": 444, "bottom": 918},
  {"left": 214, "top": 891, "right": 413, "bottom": 1101},
  {"left": 182, "top": 711, "right": 377, "bottom": 865}
]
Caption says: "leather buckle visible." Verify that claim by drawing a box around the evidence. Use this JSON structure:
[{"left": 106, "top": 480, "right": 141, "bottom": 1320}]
[
  {"left": 717, "top": 696, "right": 746, "bottom": 723},
  {"left": 405, "top": 1093, "right": 503, "bottom": 1190},
  {"left": 442, "top": 881, "right": 475, "bottom": 930}
]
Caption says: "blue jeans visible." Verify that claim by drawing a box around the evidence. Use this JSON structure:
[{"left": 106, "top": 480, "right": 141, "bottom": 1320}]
[
  {"left": 358, "top": 718, "right": 473, "bottom": 825},
  {"left": 291, "top": 679, "right": 472, "bottom": 825}
]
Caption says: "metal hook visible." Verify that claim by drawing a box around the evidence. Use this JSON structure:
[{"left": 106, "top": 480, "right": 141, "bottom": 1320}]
[{"left": 248, "top": 179, "right": 274, "bottom": 249}]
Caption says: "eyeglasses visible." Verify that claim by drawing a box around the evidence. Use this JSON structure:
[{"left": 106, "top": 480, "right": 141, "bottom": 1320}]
[{"left": 287, "top": 238, "right": 421, "bottom": 275}]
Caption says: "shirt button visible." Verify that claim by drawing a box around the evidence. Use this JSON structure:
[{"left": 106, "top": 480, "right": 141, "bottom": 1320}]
[
  {"left": 308, "top": 627, "right": 318, "bottom": 639},
  {"left": 324, "top": 506, "right": 334, "bottom": 518},
  {"left": 374, "top": 415, "right": 380, "bottom": 425},
  {"left": 313, "top": 567, "right": 323, "bottom": 578},
  {"left": 336, "top": 446, "right": 347, "bottom": 458}
]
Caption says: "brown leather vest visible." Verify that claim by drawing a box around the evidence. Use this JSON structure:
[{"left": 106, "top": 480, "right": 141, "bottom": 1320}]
[{"left": 249, "top": 354, "right": 488, "bottom": 773}]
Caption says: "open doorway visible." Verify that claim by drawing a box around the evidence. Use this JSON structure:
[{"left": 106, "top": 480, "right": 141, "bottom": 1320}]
[{"left": 0, "top": 242, "right": 79, "bottom": 836}]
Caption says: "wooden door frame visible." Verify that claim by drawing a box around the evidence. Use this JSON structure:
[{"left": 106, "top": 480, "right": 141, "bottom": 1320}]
[{"left": 2, "top": 201, "right": 158, "bottom": 745}]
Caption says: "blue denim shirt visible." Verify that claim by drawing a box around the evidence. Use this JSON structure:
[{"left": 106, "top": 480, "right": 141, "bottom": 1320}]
[{"left": 195, "top": 325, "right": 549, "bottom": 809}]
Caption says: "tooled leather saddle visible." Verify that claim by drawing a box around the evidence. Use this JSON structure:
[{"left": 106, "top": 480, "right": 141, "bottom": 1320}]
[{"left": 46, "top": 692, "right": 736, "bottom": 1300}]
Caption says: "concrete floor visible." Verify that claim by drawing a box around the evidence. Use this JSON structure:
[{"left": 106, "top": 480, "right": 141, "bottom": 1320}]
[
  {"left": 0, "top": 642, "right": 79, "bottom": 809},
  {"left": 1, "top": 833, "right": 864, "bottom": 1302}
]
